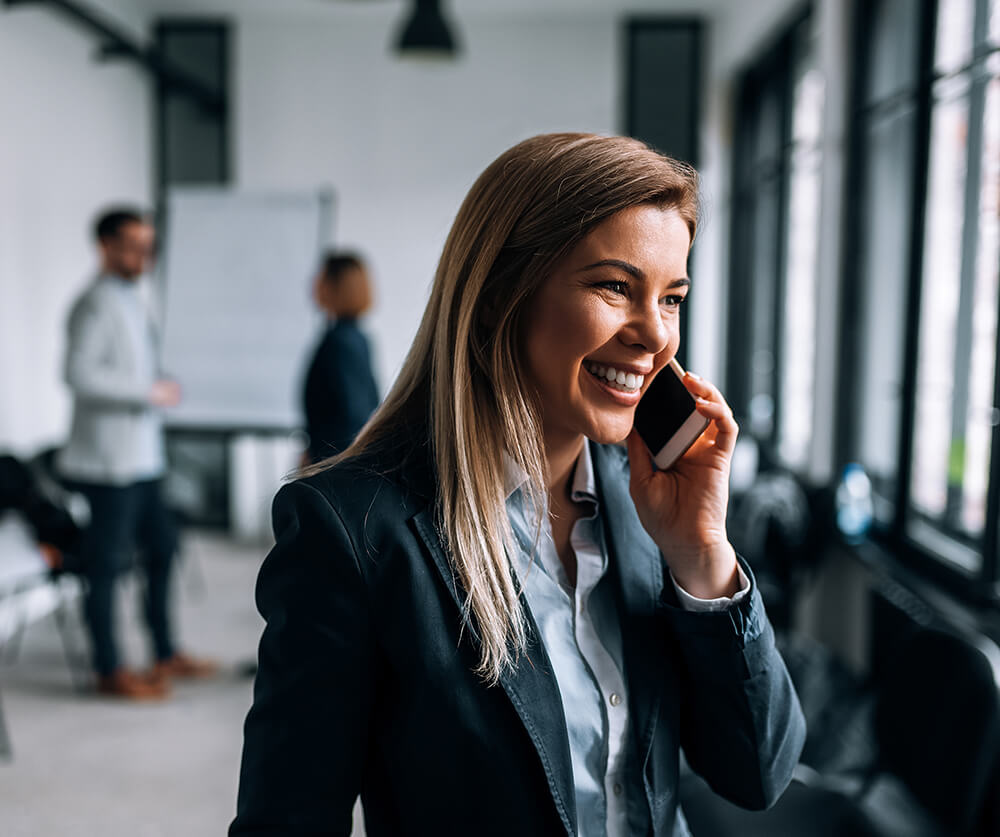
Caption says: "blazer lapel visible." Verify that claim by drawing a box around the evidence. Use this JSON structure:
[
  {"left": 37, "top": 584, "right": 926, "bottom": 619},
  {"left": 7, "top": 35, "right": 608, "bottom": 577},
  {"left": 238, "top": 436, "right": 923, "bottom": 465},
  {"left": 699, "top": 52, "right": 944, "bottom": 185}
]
[
  {"left": 411, "top": 508, "right": 577, "bottom": 837},
  {"left": 590, "top": 441, "right": 666, "bottom": 767}
]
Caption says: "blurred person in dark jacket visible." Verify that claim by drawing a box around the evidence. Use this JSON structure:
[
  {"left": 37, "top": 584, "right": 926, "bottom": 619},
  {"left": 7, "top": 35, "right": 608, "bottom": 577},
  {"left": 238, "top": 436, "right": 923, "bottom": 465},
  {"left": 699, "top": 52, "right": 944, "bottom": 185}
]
[
  {"left": 302, "top": 252, "right": 380, "bottom": 464},
  {"left": 57, "top": 207, "right": 216, "bottom": 700},
  {"left": 0, "top": 452, "right": 84, "bottom": 573}
]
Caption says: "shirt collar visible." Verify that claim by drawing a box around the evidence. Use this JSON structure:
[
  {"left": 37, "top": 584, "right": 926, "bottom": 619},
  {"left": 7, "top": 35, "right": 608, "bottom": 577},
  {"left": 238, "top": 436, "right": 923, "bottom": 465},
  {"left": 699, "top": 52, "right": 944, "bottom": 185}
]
[
  {"left": 101, "top": 273, "right": 140, "bottom": 291},
  {"left": 503, "top": 455, "right": 529, "bottom": 500},
  {"left": 570, "top": 440, "right": 598, "bottom": 504},
  {"left": 503, "top": 440, "right": 599, "bottom": 505}
]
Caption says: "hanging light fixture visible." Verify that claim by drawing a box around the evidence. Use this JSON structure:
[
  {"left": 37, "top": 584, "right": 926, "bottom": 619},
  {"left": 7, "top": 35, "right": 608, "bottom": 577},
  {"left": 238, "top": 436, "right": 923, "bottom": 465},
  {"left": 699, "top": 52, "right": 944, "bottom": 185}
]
[{"left": 394, "top": 0, "right": 460, "bottom": 57}]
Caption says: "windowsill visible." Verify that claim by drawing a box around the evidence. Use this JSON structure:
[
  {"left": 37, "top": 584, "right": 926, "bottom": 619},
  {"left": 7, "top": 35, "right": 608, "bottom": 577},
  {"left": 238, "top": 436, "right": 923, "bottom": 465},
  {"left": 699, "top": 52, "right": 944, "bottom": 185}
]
[
  {"left": 904, "top": 518, "right": 983, "bottom": 575},
  {"left": 846, "top": 536, "right": 1000, "bottom": 647}
]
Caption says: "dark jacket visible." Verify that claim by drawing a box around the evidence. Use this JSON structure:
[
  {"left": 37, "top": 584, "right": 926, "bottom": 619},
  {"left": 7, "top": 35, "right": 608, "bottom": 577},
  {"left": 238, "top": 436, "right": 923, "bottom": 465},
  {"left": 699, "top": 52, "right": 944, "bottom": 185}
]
[
  {"left": 302, "top": 319, "right": 379, "bottom": 462},
  {"left": 231, "top": 436, "right": 806, "bottom": 836}
]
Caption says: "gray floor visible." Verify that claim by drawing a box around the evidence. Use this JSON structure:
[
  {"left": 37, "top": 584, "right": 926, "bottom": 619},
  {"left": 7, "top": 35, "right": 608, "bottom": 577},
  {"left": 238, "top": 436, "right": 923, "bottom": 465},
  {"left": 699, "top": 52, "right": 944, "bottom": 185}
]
[{"left": 0, "top": 530, "right": 365, "bottom": 836}]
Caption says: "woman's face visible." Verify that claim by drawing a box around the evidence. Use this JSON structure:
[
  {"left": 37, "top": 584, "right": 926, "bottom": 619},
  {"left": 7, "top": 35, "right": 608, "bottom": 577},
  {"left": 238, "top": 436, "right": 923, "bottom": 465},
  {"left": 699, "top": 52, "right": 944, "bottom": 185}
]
[
  {"left": 521, "top": 204, "right": 691, "bottom": 447},
  {"left": 314, "top": 265, "right": 373, "bottom": 318}
]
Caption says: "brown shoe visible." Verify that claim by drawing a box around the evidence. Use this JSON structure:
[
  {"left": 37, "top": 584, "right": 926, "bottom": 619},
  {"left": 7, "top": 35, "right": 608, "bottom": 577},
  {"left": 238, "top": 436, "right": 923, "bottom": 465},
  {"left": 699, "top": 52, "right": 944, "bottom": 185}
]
[
  {"left": 96, "top": 668, "right": 170, "bottom": 700},
  {"left": 153, "top": 652, "right": 219, "bottom": 681}
]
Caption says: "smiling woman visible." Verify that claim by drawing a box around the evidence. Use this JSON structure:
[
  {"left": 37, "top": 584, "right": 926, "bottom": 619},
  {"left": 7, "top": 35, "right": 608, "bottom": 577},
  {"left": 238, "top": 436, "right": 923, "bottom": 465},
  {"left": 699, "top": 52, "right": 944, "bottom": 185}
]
[{"left": 232, "top": 133, "right": 805, "bottom": 837}]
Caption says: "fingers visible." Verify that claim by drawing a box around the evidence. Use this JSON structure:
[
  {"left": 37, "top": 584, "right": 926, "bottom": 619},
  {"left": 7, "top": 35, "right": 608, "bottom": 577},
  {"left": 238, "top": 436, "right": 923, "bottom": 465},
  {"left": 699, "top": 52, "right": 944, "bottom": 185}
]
[
  {"left": 626, "top": 428, "right": 655, "bottom": 487},
  {"left": 683, "top": 372, "right": 739, "bottom": 456},
  {"left": 680, "top": 371, "right": 722, "bottom": 403}
]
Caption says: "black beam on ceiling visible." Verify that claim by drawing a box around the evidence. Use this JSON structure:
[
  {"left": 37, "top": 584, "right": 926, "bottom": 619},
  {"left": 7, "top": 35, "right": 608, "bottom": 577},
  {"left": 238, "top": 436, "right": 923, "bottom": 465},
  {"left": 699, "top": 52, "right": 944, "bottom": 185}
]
[{"left": 3, "top": 0, "right": 224, "bottom": 113}]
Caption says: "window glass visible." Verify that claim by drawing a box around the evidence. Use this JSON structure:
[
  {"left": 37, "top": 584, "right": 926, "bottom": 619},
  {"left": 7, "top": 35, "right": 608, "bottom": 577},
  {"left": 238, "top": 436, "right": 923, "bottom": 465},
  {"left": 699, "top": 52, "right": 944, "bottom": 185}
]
[
  {"left": 960, "top": 75, "right": 999, "bottom": 535},
  {"left": 867, "top": 0, "right": 920, "bottom": 103},
  {"left": 753, "top": 82, "right": 783, "bottom": 169},
  {"left": 743, "top": 77, "right": 785, "bottom": 439},
  {"left": 748, "top": 179, "right": 780, "bottom": 438},
  {"left": 910, "top": 83, "right": 969, "bottom": 530},
  {"left": 936, "top": 0, "right": 977, "bottom": 74},
  {"left": 779, "top": 52, "right": 825, "bottom": 466},
  {"left": 856, "top": 107, "right": 917, "bottom": 519},
  {"left": 728, "top": 16, "right": 820, "bottom": 463}
]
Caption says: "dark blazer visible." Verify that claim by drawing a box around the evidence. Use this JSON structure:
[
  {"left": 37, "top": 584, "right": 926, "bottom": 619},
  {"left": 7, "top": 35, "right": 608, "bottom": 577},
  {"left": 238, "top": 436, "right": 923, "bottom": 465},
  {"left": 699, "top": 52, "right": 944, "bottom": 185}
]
[
  {"left": 231, "top": 435, "right": 806, "bottom": 837},
  {"left": 302, "top": 319, "right": 379, "bottom": 462}
]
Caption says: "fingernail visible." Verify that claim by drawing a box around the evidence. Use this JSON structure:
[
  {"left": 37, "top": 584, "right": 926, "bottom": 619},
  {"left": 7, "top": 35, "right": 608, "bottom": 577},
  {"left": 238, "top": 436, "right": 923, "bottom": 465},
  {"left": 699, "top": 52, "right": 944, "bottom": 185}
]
[{"left": 686, "top": 371, "right": 701, "bottom": 380}]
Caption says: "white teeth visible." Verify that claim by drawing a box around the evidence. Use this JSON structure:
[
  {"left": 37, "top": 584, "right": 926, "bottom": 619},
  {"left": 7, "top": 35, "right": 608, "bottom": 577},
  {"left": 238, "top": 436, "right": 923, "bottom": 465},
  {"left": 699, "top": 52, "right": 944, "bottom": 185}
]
[{"left": 586, "top": 361, "right": 644, "bottom": 393}]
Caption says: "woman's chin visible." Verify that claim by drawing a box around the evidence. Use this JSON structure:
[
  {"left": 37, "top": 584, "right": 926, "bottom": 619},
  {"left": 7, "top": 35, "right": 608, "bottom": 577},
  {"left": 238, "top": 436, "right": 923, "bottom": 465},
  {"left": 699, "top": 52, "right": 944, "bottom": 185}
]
[{"left": 585, "top": 420, "right": 633, "bottom": 446}]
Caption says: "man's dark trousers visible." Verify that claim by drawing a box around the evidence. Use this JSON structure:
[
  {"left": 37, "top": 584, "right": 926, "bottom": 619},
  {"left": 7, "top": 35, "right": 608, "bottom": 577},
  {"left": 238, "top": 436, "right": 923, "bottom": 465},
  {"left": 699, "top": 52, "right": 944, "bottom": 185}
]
[{"left": 66, "top": 478, "right": 177, "bottom": 676}]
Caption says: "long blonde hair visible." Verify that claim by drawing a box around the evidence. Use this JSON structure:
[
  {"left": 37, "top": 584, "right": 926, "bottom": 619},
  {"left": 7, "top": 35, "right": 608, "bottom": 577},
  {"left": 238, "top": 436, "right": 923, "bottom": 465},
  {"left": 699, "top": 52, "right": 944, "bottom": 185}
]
[{"left": 318, "top": 134, "right": 698, "bottom": 683}]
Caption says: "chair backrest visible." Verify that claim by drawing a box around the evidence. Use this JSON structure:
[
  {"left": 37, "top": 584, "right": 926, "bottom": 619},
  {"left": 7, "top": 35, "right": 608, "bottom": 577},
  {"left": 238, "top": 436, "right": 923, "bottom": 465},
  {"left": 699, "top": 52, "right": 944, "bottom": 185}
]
[{"left": 875, "top": 627, "right": 1000, "bottom": 833}]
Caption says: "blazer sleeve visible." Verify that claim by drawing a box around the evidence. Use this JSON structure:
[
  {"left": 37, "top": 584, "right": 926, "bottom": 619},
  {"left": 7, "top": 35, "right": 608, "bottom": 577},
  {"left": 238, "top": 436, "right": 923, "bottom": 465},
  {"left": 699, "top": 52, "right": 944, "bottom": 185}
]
[
  {"left": 662, "top": 558, "right": 806, "bottom": 810},
  {"left": 64, "top": 296, "right": 151, "bottom": 408},
  {"left": 231, "top": 480, "right": 374, "bottom": 836}
]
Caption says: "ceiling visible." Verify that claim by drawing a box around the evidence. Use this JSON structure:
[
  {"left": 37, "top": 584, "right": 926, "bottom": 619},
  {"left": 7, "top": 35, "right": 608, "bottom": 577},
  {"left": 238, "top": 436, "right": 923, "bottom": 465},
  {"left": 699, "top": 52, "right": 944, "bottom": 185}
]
[{"left": 135, "top": 0, "right": 730, "bottom": 20}]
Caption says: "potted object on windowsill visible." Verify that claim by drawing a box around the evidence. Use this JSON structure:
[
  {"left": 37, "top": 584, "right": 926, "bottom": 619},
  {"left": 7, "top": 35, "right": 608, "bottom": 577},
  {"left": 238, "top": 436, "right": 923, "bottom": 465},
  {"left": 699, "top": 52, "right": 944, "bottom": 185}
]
[{"left": 835, "top": 463, "right": 874, "bottom": 546}]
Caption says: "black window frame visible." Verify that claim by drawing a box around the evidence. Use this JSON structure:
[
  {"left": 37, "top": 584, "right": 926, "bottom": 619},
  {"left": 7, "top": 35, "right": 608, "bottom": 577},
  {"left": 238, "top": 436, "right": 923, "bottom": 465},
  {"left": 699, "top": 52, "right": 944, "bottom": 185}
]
[
  {"left": 725, "top": 6, "right": 814, "bottom": 463},
  {"left": 154, "top": 18, "right": 231, "bottom": 204},
  {"left": 624, "top": 16, "right": 704, "bottom": 368},
  {"left": 839, "top": 0, "right": 1000, "bottom": 605}
]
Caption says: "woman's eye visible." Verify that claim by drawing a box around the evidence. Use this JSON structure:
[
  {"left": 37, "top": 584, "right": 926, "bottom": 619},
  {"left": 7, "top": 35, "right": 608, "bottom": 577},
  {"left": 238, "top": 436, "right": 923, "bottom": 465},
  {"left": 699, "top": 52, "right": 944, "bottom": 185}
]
[
  {"left": 597, "top": 280, "right": 629, "bottom": 295},
  {"left": 661, "top": 294, "right": 687, "bottom": 308}
]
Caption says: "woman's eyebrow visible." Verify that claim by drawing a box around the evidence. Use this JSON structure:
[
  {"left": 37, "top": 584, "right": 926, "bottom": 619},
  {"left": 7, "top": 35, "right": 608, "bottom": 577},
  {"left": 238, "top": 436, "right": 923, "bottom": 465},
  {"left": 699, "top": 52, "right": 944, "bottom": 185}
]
[
  {"left": 579, "top": 258, "right": 644, "bottom": 279},
  {"left": 579, "top": 259, "right": 690, "bottom": 287}
]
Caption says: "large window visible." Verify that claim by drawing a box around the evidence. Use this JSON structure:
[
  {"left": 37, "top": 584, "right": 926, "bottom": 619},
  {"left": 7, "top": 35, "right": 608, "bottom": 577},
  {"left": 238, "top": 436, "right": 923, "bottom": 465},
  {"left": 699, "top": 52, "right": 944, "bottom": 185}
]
[
  {"left": 844, "top": 0, "right": 1000, "bottom": 596},
  {"left": 846, "top": 0, "right": 921, "bottom": 524},
  {"left": 727, "top": 9, "right": 824, "bottom": 471}
]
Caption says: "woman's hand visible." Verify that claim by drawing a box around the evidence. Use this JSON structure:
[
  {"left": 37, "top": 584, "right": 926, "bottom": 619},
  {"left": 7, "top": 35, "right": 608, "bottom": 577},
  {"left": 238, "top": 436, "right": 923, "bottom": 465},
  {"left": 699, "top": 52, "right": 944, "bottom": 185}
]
[{"left": 625, "top": 372, "right": 741, "bottom": 599}]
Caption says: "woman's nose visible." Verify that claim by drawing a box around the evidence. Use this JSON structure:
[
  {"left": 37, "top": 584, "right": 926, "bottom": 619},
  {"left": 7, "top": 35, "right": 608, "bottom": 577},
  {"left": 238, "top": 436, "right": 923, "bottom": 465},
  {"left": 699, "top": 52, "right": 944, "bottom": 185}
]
[{"left": 622, "top": 300, "right": 672, "bottom": 354}]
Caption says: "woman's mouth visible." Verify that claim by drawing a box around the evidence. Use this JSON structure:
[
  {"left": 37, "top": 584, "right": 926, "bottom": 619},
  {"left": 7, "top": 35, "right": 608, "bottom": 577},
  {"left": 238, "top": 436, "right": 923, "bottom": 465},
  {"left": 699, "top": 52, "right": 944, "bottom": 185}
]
[{"left": 585, "top": 361, "right": 644, "bottom": 394}]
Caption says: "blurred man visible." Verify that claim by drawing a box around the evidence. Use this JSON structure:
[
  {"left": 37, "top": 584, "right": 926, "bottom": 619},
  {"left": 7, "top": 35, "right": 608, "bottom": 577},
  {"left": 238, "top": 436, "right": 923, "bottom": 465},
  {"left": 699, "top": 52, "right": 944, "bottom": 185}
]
[{"left": 58, "top": 207, "right": 215, "bottom": 699}]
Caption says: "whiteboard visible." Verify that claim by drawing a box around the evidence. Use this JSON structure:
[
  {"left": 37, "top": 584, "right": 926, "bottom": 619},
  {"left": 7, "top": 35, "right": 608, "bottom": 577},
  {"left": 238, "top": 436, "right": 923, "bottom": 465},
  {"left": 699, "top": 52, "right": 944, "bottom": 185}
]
[{"left": 159, "top": 188, "right": 333, "bottom": 431}]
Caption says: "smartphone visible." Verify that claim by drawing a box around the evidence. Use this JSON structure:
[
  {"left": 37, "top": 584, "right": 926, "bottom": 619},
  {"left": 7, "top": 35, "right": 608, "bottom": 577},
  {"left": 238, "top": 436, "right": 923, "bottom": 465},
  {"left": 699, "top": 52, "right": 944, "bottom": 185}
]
[{"left": 633, "top": 358, "right": 709, "bottom": 470}]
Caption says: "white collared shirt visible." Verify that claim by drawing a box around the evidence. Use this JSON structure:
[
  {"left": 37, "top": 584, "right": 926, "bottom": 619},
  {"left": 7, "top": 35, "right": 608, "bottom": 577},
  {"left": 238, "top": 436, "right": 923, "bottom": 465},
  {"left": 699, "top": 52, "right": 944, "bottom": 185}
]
[{"left": 505, "top": 442, "right": 749, "bottom": 836}]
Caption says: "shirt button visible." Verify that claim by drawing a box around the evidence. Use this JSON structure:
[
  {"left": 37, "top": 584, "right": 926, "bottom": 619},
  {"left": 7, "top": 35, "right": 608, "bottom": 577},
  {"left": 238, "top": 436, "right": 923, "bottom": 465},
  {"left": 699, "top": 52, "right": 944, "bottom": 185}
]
[
  {"left": 613, "top": 782, "right": 624, "bottom": 796},
  {"left": 609, "top": 693, "right": 622, "bottom": 707}
]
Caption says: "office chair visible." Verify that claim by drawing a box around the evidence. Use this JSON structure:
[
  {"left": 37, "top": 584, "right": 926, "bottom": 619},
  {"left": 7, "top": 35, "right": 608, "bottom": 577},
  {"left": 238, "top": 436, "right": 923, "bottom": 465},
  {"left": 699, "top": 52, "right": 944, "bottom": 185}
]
[
  {"left": 868, "top": 627, "right": 1000, "bottom": 835},
  {"left": 680, "top": 627, "right": 1000, "bottom": 836}
]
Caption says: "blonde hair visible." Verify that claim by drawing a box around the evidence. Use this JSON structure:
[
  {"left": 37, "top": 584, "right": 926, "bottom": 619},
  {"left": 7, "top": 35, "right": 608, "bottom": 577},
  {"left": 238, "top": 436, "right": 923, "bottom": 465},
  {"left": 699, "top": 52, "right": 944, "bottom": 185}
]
[{"left": 314, "top": 133, "right": 698, "bottom": 683}]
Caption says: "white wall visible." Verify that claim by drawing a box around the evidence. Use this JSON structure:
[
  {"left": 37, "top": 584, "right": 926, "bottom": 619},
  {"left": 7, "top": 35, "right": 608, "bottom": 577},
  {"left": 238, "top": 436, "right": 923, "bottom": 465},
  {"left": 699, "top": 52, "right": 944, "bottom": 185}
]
[
  {"left": 0, "top": 0, "right": 793, "bottom": 455},
  {"left": 234, "top": 9, "right": 622, "bottom": 389},
  {"left": 226, "top": 0, "right": 850, "bottom": 433},
  {"left": 0, "top": 0, "right": 852, "bottom": 484},
  {"left": 0, "top": 0, "right": 153, "bottom": 456}
]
